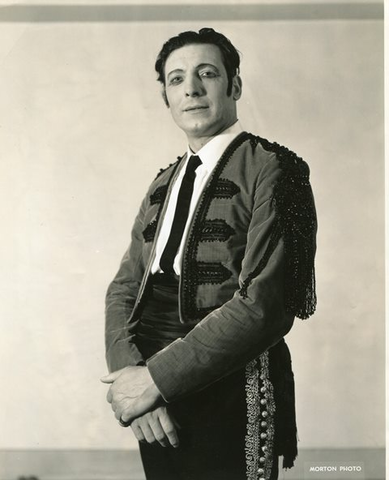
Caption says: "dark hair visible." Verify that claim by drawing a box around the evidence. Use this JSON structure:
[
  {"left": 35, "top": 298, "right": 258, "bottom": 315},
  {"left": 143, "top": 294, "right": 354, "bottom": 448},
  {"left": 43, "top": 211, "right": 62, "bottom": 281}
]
[{"left": 155, "top": 28, "right": 240, "bottom": 96}]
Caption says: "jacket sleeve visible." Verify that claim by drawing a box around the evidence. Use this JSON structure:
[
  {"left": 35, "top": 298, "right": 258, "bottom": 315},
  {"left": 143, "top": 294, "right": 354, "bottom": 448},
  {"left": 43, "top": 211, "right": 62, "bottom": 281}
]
[
  {"left": 105, "top": 195, "right": 148, "bottom": 372},
  {"left": 147, "top": 154, "right": 316, "bottom": 402}
]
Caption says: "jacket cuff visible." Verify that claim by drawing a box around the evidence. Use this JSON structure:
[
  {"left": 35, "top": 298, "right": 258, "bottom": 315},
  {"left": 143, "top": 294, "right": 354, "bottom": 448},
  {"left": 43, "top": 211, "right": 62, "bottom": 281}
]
[{"left": 146, "top": 338, "right": 192, "bottom": 402}]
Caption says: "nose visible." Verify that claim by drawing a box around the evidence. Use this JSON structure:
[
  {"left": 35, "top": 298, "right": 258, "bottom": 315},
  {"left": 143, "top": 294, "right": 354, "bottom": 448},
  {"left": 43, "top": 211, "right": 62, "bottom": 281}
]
[{"left": 185, "top": 74, "right": 205, "bottom": 97}]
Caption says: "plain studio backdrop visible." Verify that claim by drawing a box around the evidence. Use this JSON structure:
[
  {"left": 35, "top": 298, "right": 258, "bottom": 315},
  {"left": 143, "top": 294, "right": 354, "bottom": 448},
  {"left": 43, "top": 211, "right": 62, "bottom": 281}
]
[{"left": 0, "top": 0, "right": 384, "bottom": 479}]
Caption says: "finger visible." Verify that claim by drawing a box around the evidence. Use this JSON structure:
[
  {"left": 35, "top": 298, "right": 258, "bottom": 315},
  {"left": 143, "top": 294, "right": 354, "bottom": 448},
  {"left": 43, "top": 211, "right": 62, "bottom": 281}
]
[
  {"left": 119, "top": 416, "right": 132, "bottom": 428},
  {"left": 158, "top": 410, "right": 179, "bottom": 448},
  {"left": 115, "top": 406, "right": 124, "bottom": 421},
  {"left": 131, "top": 420, "right": 146, "bottom": 443},
  {"left": 120, "top": 399, "right": 139, "bottom": 424},
  {"left": 114, "top": 398, "right": 133, "bottom": 421},
  {"left": 100, "top": 368, "right": 125, "bottom": 384},
  {"left": 147, "top": 414, "right": 170, "bottom": 448},
  {"left": 137, "top": 417, "right": 159, "bottom": 445},
  {"left": 106, "top": 388, "right": 113, "bottom": 404},
  {"left": 120, "top": 394, "right": 156, "bottom": 425}
]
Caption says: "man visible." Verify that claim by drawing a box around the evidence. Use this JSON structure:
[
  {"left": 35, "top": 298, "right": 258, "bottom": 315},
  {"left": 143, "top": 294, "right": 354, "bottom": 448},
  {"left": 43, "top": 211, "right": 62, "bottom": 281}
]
[{"left": 101, "top": 28, "right": 317, "bottom": 480}]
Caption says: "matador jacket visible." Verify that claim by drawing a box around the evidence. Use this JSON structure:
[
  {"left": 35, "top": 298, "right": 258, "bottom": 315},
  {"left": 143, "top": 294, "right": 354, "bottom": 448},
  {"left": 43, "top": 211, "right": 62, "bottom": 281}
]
[{"left": 105, "top": 131, "right": 317, "bottom": 478}]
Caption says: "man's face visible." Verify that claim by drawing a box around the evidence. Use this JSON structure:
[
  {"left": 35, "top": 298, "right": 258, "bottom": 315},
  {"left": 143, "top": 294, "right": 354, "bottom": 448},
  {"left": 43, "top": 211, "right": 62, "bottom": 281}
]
[{"left": 163, "top": 43, "right": 241, "bottom": 147}]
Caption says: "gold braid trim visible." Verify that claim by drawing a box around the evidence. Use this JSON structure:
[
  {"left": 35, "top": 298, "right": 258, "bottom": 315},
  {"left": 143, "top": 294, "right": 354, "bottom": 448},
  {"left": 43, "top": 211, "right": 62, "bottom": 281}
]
[{"left": 245, "top": 353, "right": 276, "bottom": 480}]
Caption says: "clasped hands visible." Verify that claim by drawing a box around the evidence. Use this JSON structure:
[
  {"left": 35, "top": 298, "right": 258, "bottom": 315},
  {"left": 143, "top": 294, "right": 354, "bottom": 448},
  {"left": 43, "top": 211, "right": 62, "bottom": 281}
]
[{"left": 101, "top": 366, "right": 180, "bottom": 448}]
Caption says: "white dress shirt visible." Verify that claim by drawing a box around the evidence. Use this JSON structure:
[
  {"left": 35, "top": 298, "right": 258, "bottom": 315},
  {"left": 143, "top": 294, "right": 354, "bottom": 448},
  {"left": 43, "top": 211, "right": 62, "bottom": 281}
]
[{"left": 151, "top": 121, "right": 244, "bottom": 275}]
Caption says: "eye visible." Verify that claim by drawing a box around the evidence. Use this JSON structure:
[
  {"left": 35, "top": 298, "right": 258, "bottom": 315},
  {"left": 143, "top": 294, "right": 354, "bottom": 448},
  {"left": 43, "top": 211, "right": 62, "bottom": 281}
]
[
  {"left": 169, "top": 75, "right": 183, "bottom": 85},
  {"left": 200, "top": 70, "right": 218, "bottom": 78}
]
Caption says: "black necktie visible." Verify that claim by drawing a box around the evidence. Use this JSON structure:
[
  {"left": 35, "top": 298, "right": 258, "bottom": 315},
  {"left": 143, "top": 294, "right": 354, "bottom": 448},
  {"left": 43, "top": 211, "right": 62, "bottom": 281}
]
[{"left": 160, "top": 155, "right": 202, "bottom": 274}]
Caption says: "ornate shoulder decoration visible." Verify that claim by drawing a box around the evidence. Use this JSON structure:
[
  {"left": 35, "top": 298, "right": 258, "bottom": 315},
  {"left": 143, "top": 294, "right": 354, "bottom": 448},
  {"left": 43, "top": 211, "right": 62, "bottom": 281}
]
[{"left": 240, "top": 134, "right": 317, "bottom": 320}]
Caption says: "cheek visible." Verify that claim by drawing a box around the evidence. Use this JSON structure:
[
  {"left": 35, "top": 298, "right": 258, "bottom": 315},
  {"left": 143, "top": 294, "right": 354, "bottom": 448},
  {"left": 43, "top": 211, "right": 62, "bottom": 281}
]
[{"left": 167, "top": 99, "right": 181, "bottom": 118}]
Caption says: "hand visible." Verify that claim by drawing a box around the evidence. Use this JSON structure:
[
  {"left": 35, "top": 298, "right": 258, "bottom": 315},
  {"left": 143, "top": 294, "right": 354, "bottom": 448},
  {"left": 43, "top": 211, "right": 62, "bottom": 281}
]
[
  {"left": 101, "top": 366, "right": 162, "bottom": 424},
  {"left": 131, "top": 406, "right": 180, "bottom": 448}
]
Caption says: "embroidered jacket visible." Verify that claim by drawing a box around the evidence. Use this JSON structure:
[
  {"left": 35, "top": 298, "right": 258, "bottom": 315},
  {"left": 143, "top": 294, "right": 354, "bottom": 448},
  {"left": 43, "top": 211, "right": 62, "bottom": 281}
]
[{"left": 106, "top": 134, "right": 316, "bottom": 396}]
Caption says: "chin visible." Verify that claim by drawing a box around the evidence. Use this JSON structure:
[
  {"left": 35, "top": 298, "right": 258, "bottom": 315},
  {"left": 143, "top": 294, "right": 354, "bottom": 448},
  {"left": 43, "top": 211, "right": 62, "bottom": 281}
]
[{"left": 185, "top": 122, "right": 217, "bottom": 138}]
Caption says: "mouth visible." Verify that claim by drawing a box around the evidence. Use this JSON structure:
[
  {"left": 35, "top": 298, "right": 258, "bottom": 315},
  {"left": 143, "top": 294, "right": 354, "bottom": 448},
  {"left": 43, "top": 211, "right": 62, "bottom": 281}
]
[{"left": 184, "top": 106, "right": 209, "bottom": 112}]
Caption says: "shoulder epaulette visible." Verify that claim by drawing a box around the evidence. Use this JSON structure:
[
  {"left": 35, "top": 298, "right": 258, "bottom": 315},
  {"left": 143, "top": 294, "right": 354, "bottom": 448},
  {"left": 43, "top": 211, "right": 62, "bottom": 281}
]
[{"left": 240, "top": 134, "right": 317, "bottom": 320}]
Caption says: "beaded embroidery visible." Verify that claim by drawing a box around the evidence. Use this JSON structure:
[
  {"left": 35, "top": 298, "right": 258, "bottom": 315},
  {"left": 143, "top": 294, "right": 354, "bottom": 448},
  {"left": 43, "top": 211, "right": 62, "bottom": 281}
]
[
  {"left": 142, "top": 219, "right": 159, "bottom": 243},
  {"left": 193, "top": 261, "right": 232, "bottom": 284},
  {"left": 199, "top": 219, "right": 236, "bottom": 242},
  {"left": 245, "top": 353, "right": 276, "bottom": 480},
  {"left": 150, "top": 185, "right": 168, "bottom": 205},
  {"left": 240, "top": 134, "right": 317, "bottom": 320},
  {"left": 214, "top": 178, "right": 241, "bottom": 199}
]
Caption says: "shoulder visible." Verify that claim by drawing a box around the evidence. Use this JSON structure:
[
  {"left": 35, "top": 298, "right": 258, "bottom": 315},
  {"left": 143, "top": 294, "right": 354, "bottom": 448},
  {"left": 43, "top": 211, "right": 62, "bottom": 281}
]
[
  {"left": 243, "top": 132, "right": 310, "bottom": 178},
  {"left": 154, "top": 155, "right": 183, "bottom": 181},
  {"left": 142, "top": 155, "right": 184, "bottom": 201},
  {"left": 225, "top": 132, "right": 312, "bottom": 198}
]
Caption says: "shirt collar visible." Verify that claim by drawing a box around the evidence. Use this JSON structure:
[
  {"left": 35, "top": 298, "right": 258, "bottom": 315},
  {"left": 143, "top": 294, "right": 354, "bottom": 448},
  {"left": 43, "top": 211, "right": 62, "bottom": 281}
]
[{"left": 186, "top": 121, "right": 244, "bottom": 173}]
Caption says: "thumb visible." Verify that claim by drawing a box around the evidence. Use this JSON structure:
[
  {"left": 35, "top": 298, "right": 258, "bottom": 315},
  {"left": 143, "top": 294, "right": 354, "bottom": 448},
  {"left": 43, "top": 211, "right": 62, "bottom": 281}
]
[
  {"left": 120, "top": 397, "right": 144, "bottom": 424},
  {"left": 121, "top": 386, "right": 161, "bottom": 424},
  {"left": 100, "top": 368, "right": 125, "bottom": 384}
]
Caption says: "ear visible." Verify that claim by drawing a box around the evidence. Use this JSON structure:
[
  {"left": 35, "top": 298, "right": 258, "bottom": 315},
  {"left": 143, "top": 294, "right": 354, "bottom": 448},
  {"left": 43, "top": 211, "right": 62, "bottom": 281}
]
[
  {"left": 161, "top": 87, "right": 170, "bottom": 108},
  {"left": 232, "top": 75, "right": 242, "bottom": 101}
]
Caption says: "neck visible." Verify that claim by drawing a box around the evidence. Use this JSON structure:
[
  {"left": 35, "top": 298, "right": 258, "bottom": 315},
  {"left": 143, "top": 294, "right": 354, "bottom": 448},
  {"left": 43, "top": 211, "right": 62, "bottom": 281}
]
[{"left": 187, "top": 119, "right": 238, "bottom": 153}]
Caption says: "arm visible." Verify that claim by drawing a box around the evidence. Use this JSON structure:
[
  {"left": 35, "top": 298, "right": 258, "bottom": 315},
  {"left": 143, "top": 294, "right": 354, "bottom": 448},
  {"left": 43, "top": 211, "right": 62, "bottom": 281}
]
[
  {"left": 104, "top": 182, "right": 181, "bottom": 445},
  {"left": 105, "top": 195, "right": 148, "bottom": 372}
]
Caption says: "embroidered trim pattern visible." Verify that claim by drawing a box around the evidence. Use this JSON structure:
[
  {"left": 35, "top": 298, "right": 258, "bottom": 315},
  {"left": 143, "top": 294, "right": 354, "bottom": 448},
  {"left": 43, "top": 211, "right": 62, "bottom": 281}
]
[
  {"left": 142, "top": 160, "right": 182, "bottom": 243},
  {"left": 214, "top": 178, "right": 241, "bottom": 199},
  {"left": 181, "top": 132, "right": 248, "bottom": 321},
  {"left": 245, "top": 360, "right": 260, "bottom": 480},
  {"left": 240, "top": 134, "right": 317, "bottom": 320},
  {"left": 193, "top": 261, "right": 232, "bottom": 284},
  {"left": 142, "top": 219, "right": 158, "bottom": 243},
  {"left": 199, "top": 219, "right": 236, "bottom": 242},
  {"left": 150, "top": 185, "right": 168, "bottom": 205},
  {"left": 245, "top": 353, "right": 276, "bottom": 480}
]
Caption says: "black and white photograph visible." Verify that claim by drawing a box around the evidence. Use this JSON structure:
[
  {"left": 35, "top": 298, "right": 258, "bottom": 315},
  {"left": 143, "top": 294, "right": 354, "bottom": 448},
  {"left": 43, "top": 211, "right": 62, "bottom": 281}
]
[{"left": 0, "top": 1, "right": 384, "bottom": 480}]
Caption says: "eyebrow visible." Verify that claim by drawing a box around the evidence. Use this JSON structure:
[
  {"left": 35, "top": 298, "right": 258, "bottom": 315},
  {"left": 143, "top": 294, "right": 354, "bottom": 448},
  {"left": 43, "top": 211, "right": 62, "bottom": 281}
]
[{"left": 166, "top": 63, "right": 220, "bottom": 78}]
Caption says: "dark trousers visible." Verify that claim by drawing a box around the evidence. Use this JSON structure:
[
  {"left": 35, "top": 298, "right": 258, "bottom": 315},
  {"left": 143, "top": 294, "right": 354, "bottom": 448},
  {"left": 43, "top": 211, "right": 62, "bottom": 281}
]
[
  {"left": 136, "top": 274, "right": 279, "bottom": 480},
  {"left": 139, "top": 370, "right": 248, "bottom": 480}
]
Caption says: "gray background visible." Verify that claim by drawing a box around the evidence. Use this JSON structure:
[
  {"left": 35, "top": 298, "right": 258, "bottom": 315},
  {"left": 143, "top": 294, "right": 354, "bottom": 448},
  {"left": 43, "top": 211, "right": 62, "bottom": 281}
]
[{"left": 0, "top": 0, "right": 384, "bottom": 478}]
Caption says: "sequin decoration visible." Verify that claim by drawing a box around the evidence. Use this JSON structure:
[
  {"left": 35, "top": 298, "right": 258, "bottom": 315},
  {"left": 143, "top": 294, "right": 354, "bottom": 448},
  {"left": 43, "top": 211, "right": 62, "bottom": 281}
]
[
  {"left": 245, "top": 353, "right": 276, "bottom": 480},
  {"left": 240, "top": 134, "right": 317, "bottom": 320}
]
